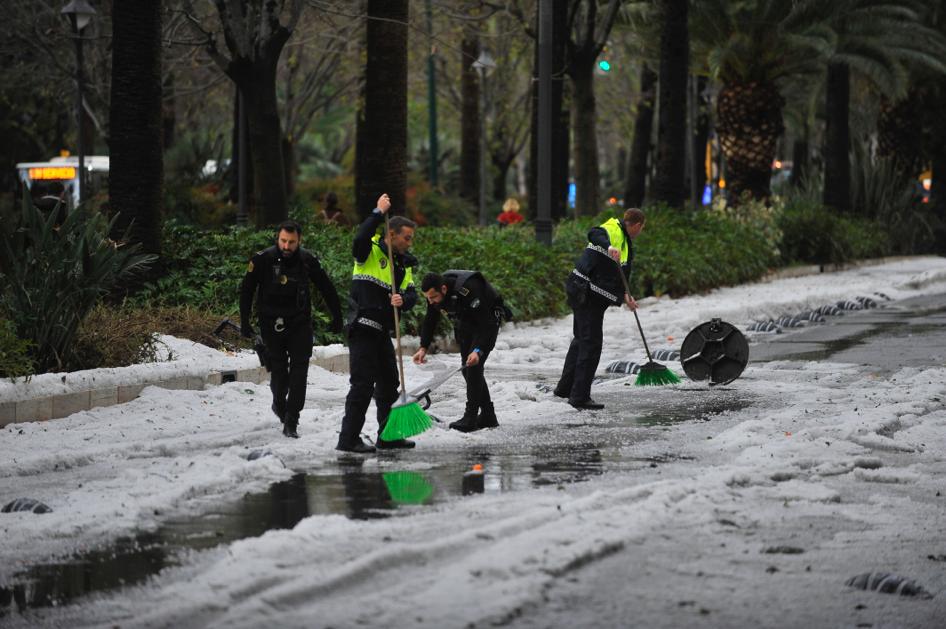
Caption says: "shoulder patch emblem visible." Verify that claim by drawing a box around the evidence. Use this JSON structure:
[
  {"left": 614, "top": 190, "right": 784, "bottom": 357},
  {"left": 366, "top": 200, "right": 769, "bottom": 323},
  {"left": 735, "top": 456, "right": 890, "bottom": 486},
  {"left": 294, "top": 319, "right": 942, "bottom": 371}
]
[{"left": 247, "top": 261, "right": 254, "bottom": 272}]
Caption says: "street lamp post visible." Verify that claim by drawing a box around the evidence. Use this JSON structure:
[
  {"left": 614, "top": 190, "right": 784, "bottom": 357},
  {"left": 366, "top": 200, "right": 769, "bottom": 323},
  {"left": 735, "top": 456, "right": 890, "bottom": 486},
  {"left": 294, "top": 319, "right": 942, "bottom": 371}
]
[
  {"left": 472, "top": 50, "right": 495, "bottom": 226},
  {"left": 61, "top": 0, "right": 96, "bottom": 207}
]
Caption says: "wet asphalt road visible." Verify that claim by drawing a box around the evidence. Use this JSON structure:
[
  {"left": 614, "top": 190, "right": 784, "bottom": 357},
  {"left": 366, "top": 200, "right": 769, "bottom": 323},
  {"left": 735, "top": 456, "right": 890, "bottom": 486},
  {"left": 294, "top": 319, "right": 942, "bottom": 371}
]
[
  {"left": 4, "top": 294, "right": 945, "bottom": 623},
  {"left": 504, "top": 292, "right": 946, "bottom": 629}
]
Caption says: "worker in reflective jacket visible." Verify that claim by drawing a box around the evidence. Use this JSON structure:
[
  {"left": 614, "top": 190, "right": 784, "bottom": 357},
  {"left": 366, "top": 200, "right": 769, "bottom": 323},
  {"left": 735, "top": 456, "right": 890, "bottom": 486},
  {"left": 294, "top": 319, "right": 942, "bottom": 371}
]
[
  {"left": 336, "top": 193, "right": 419, "bottom": 454},
  {"left": 555, "top": 208, "right": 645, "bottom": 410},
  {"left": 412, "top": 270, "right": 512, "bottom": 432}
]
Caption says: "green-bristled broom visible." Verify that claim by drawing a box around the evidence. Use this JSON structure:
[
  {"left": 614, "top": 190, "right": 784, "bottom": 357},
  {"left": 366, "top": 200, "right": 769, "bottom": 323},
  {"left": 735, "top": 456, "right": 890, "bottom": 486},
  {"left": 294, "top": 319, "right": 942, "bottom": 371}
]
[
  {"left": 614, "top": 259, "right": 681, "bottom": 386},
  {"left": 379, "top": 214, "right": 433, "bottom": 442},
  {"left": 382, "top": 471, "right": 434, "bottom": 504}
]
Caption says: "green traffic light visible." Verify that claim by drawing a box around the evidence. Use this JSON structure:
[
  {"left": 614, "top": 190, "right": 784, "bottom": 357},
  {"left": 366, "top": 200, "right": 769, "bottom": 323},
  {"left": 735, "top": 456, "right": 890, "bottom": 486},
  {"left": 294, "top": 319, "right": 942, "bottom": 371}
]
[{"left": 598, "top": 60, "right": 611, "bottom": 72}]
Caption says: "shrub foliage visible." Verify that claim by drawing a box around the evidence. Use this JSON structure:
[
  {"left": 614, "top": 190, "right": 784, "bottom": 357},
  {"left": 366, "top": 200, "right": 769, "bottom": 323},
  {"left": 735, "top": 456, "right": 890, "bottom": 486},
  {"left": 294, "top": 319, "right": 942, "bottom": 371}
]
[{"left": 0, "top": 198, "right": 156, "bottom": 373}]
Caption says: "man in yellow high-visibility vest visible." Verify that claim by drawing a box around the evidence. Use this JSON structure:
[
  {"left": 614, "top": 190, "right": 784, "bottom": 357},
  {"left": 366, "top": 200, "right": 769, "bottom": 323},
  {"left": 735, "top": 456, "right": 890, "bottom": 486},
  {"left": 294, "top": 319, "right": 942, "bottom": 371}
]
[
  {"left": 554, "top": 208, "right": 645, "bottom": 410},
  {"left": 337, "top": 193, "right": 419, "bottom": 453}
]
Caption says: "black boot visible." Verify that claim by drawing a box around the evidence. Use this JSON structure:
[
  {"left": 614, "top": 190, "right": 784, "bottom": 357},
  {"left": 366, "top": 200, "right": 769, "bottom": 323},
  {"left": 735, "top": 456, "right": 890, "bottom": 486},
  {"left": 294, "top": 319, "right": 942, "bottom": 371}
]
[
  {"left": 450, "top": 404, "right": 482, "bottom": 433},
  {"left": 335, "top": 436, "right": 376, "bottom": 453},
  {"left": 477, "top": 403, "right": 499, "bottom": 429},
  {"left": 283, "top": 413, "right": 300, "bottom": 438}
]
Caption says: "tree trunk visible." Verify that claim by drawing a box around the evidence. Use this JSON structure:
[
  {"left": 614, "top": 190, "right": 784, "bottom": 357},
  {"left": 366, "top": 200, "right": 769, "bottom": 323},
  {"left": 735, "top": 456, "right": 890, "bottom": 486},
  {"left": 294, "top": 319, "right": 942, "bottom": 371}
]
[
  {"left": 109, "top": 0, "right": 162, "bottom": 255},
  {"left": 624, "top": 65, "right": 657, "bottom": 208},
  {"left": 716, "top": 80, "right": 784, "bottom": 202},
  {"left": 240, "top": 60, "right": 288, "bottom": 227},
  {"left": 492, "top": 153, "right": 513, "bottom": 201},
  {"left": 162, "top": 72, "right": 176, "bottom": 150},
  {"left": 460, "top": 34, "right": 480, "bottom": 204},
  {"left": 355, "top": 0, "right": 409, "bottom": 218},
  {"left": 691, "top": 75, "right": 709, "bottom": 205},
  {"left": 282, "top": 135, "right": 296, "bottom": 198},
  {"left": 570, "top": 64, "right": 599, "bottom": 216},
  {"left": 928, "top": 79, "right": 946, "bottom": 254},
  {"left": 790, "top": 122, "right": 809, "bottom": 187},
  {"left": 653, "top": 0, "right": 688, "bottom": 209},
  {"left": 823, "top": 61, "right": 850, "bottom": 213}
]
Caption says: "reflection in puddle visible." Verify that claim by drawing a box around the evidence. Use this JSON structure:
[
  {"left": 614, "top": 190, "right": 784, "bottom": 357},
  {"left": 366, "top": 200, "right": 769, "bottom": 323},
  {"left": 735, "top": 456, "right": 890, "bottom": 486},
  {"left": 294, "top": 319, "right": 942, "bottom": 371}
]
[
  {"left": 3, "top": 383, "right": 752, "bottom": 617},
  {"left": 0, "top": 442, "right": 611, "bottom": 616}
]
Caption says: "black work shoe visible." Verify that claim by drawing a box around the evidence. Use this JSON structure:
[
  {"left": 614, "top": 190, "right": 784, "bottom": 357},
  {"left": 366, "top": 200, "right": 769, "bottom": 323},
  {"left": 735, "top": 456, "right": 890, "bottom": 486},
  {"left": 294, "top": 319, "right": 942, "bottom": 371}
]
[
  {"left": 282, "top": 415, "right": 300, "bottom": 438},
  {"left": 477, "top": 405, "right": 499, "bottom": 429},
  {"left": 376, "top": 438, "right": 416, "bottom": 449},
  {"left": 282, "top": 413, "right": 299, "bottom": 439},
  {"left": 336, "top": 437, "right": 376, "bottom": 454},
  {"left": 569, "top": 398, "right": 604, "bottom": 410},
  {"left": 272, "top": 402, "right": 286, "bottom": 423},
  {"left": 552, "top": 387, "right": 569, "bottom": 399},
  {"left": 449, "top": 415, "right": 483, "bottom": 433}
]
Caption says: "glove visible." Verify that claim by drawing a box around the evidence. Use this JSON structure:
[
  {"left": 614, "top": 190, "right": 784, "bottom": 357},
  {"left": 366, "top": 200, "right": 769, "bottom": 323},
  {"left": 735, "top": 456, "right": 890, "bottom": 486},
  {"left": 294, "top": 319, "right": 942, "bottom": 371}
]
[
  {"left": 240, "top": 323, "right": 255, "bottom": 339},
  {"left": 330, "top": 318, "right": 344, "bottom": 334}
]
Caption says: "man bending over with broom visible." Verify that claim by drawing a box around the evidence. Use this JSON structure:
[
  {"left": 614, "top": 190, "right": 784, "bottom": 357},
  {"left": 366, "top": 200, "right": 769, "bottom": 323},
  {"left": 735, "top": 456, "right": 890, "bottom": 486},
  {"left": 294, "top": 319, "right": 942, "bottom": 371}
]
[
  {"left": 412, "top": 270, "right": 512, "bottom": 432},
  {"left": 336, "top": 194, "right": 418, "bottom": 453},
  {"left": 554, "top": 208, "right": 645, "bottom": 410}
]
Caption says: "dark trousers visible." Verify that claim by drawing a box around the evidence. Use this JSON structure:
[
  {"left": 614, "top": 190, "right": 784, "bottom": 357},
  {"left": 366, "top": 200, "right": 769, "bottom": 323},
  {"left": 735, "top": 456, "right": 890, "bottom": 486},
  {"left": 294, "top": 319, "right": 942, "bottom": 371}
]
[
  {"left": 260, "top": 318, "right": 313, "bottom": 419},
  {"left": 556, "top": 300, "right": 607, "bottom": 403},
  {"left": 457, "top": 324, "right": 499, "bottom": 414},
  {"left": 339, "top": 325, "right": 399, "bottom": 446}
]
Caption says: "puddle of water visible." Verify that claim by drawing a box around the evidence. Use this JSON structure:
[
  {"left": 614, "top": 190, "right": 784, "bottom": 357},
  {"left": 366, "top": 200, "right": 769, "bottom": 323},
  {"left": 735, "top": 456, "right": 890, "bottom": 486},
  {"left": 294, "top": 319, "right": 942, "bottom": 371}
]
[
  {"left": 0, "top": 442, "right": 615, "bottom": 616},
  {"left": 1, "top": 383, "right": 752, "bottom": 617}
]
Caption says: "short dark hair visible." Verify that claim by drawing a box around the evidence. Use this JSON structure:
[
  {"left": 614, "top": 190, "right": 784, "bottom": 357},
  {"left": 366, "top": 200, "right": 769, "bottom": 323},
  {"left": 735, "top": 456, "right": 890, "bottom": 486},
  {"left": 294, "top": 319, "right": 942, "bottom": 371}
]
[
  {"left": 623, "top": 208, "right": 645, "bottom": 225},
  {"left": 276, "top": 220, "right": 303, "bottom": 235},
  {"left": 388, "top": 215, "right": 416, "bottom": 234},
  {"left": 421, "top": 273, "right": 445, "bottom": 292}
]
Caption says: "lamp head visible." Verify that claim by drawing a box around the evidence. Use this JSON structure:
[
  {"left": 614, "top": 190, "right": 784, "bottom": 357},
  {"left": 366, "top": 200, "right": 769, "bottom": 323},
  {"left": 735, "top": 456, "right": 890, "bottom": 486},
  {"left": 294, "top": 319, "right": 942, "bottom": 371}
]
[{"left": 61, "top": 0, "right": 97, "bottom": 33}]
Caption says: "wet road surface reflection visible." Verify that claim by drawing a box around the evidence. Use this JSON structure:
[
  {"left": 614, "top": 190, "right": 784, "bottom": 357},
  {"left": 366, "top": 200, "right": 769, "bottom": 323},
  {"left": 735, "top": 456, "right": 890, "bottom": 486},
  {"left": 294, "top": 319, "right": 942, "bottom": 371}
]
[{"left": 1, "top": 388, "right": 754, "bottom": 617}]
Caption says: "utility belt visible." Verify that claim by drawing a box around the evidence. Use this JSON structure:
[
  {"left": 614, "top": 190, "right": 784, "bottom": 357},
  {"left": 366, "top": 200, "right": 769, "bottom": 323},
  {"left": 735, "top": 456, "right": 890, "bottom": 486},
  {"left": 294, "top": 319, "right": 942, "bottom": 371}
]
[
  {"left": 569, "top": 269, "right": 620, "bottom": 304},
  {"left": 260, "top": 311, "right": 309, "bottom": 333}
]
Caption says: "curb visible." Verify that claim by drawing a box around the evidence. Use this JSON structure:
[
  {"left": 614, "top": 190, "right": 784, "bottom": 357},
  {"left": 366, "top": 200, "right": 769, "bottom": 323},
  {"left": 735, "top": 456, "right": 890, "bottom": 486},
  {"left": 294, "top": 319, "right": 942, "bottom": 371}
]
[{"left": 1, "top": 354, "right": 349, "bottom": 428}]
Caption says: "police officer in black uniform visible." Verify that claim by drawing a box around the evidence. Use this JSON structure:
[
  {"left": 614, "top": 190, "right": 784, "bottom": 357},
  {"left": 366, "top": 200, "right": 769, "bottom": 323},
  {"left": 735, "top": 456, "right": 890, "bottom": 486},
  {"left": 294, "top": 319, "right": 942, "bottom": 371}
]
[
  {"left": 337, "top": 194, "right": 419, "bottom": 454},
  {"left": 240, "top": 220, "right": 343, "bottom": 438},
  {"left": 555, "top": 208, "right": 645, "bottom": 410},
  {"left": 412, "top": 270, "right": 510, "bottom": 432}
]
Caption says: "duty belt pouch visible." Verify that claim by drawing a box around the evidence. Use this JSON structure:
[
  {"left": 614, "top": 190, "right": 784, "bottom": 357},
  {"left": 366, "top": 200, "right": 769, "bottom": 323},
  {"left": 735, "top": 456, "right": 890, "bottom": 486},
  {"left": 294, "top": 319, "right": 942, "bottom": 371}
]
[{"left": 565, "top": 274, "right": 589, "bottom": 309}]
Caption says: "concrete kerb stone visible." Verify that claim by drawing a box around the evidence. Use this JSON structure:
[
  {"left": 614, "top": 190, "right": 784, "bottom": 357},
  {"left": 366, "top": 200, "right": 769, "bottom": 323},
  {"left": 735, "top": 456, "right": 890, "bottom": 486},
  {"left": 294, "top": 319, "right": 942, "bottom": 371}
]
[{"left": 0, "top": 401, "right": 16, "bottom": 427}]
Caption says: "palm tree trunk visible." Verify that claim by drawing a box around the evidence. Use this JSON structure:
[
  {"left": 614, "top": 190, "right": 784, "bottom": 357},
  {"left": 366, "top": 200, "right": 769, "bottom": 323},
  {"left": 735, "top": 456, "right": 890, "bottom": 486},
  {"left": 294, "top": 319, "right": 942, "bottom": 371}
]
[
  {"left": 823, "top": 61, "right": 850, "bottom": 213},
  {"left": 355, "top": 0, "right": 409, "bottom": 218},
  {"left": 109, "top": 0, "right": 162, "bottom": 255},
  {"left": 653, "top": 0, "right": 688, "bottom": 208},
  {"left": 624, "top": 65, "right": 657, "bottom": 208},
  {"left": 716, "top": 80, "right": 784, "bottom": 202},
  {"left": 570, "top": 63, "right": 599, "bottom": 216},
  {"left": 460, "top": 34, "right": 481, "bottom": 204}
]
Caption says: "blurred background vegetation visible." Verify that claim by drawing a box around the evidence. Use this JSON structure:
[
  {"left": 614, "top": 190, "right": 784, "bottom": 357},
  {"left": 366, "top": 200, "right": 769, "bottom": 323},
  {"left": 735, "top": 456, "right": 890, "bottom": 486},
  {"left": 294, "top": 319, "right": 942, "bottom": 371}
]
[{"left": 2, "top": 0, "right": 945, "bottom": 377}]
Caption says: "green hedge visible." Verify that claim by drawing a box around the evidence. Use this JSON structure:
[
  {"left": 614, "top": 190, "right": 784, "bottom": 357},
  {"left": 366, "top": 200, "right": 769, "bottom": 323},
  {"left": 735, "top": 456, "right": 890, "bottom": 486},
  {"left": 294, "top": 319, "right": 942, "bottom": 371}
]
[
  {"left": 778, "top": 197, "right": 891, "bottom": 265},
  {"left": 131, "top": 205, "right": 781, "bottom": 341}
]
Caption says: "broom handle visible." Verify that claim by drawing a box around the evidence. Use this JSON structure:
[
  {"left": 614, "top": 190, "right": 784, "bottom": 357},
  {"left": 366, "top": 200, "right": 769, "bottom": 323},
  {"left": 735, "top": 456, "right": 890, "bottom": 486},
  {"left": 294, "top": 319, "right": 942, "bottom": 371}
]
[
  {"left": 384, "top": 212, "right": 409, "bottom": 402},
  {"left": 613, "top": 257, "right": 654, "bottom": 362}
]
